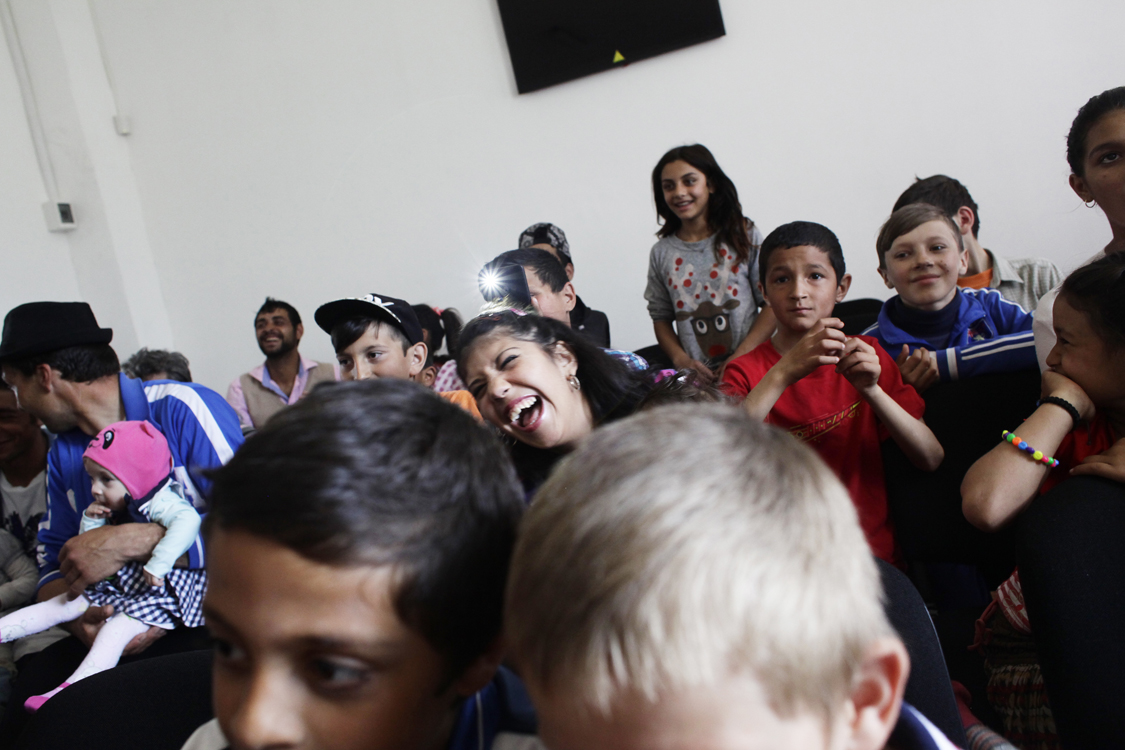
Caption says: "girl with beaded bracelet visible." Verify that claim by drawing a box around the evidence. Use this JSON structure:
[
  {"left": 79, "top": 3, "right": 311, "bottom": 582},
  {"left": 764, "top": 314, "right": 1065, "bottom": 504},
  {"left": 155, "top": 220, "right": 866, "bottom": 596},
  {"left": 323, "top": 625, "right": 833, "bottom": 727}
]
[
  {"left": 961, "top": 253, "right": 1125, "bottom": 747},
  {"left": 963, "top": 254, "right": 1125, "bottom": 529}
]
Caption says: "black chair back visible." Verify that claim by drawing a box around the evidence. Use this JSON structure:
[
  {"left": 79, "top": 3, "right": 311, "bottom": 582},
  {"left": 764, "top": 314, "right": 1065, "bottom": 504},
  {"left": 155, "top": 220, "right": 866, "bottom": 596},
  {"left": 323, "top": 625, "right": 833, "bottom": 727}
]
[
  {"left": 833, "top": 298, "right": 885, "bottom": 336},
  {"left": 17, "top": 650, "right": 213, "bottom": 750},
  {"left": 882, "top": 367, "right": 1041, "bottom": 573}
]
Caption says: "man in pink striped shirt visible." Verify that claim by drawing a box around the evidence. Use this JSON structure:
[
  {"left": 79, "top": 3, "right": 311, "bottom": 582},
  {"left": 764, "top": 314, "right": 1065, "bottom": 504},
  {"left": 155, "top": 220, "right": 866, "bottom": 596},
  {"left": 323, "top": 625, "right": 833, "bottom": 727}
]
[{"left": 225, "top": 298, "right": 339, "bottom": 433}]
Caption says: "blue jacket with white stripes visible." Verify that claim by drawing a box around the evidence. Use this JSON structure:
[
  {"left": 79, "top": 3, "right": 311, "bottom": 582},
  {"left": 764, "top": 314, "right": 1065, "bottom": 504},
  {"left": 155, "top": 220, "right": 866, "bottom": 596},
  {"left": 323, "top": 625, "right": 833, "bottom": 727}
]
[
  {"left": 37, "top": 374, "right": 243, "bottom": 592},
  {"left": 862, "top": 288, "right": 1037, "bottom": 382}
]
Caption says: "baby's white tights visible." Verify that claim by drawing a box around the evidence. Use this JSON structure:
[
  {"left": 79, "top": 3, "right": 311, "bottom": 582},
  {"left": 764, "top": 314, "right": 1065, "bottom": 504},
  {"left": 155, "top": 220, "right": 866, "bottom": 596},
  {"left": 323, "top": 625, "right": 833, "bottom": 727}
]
[
  {"left": 0, "top": 593, "right": 89, "bottom": 643},
  {"left": 4, "top": 595, "right": 155, "bottom": 713},
  {"left": 65, "top": 612, "right": 151, "bottom": 683}
]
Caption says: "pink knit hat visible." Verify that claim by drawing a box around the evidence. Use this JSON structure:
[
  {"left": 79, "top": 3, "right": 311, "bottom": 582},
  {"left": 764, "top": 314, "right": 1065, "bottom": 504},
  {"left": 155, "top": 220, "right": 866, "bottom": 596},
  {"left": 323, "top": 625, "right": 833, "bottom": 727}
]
[{"left": 83, "top": 421, "right": 173, "bottom": 500}]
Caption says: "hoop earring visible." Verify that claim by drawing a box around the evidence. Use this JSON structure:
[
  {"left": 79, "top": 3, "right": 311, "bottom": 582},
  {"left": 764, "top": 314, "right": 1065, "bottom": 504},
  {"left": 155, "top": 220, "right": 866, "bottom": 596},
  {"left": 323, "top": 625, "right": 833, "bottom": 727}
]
[
  {"left": 568, "top": 374, "right": 581, "bottom": 391},
  {"left": 1086, "top": 199, "right": 1097, "bottom": 208}
]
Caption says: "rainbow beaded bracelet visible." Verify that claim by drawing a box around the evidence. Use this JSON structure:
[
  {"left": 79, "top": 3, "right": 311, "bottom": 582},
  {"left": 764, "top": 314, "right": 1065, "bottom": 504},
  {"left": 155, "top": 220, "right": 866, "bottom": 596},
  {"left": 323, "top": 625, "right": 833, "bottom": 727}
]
[{"left": 1001, "top": 431, "right": 1061, "bottom": 468}]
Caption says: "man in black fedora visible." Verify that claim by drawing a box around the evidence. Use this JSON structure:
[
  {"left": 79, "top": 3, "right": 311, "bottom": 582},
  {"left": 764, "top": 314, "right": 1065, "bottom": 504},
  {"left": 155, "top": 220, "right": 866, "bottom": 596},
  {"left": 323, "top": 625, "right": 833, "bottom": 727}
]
[{"left": 0, "top": 301, "right": 242, "bottom": 734}]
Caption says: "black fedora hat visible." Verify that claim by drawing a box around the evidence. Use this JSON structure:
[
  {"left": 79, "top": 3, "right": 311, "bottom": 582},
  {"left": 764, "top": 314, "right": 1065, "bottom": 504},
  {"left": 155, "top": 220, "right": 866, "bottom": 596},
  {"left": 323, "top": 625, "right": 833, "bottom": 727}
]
[{"left": 0, "top": 302, "right": 113, "bottom": 361}]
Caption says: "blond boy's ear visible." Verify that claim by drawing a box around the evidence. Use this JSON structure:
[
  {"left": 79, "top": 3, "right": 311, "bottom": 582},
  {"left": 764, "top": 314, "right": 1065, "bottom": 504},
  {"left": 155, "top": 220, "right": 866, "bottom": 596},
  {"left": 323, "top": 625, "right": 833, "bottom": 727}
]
[
  {"left": 876, "top": 266, "right": 895, "bottom": 291},
  {"left": 841, "top": 637, "right": 909, "bottom": 750}
]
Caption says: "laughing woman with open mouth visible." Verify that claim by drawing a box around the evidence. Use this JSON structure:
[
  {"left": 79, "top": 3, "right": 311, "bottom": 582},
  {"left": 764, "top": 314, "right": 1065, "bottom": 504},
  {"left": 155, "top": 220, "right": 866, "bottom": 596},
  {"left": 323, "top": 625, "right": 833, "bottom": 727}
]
[{"left": 460, "top": 306, "right": 652, "bottom": 495}]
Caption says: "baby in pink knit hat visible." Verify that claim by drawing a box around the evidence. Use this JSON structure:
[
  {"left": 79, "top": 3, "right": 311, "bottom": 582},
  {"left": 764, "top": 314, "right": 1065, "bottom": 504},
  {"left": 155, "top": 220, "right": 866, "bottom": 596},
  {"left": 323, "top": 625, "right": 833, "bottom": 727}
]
[
  {"left": 82, "top": 421, "right": 181, "bottom": 588},
  {"left": 0, "top": 420, "right": 207, "bottom": 712}
]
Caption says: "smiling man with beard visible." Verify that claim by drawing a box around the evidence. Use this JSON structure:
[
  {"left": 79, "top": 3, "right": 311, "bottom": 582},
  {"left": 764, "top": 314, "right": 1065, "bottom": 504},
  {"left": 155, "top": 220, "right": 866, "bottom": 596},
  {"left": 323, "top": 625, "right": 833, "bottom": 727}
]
[{"left": 226, "top": 298, "right": 339, "bottom": 434}]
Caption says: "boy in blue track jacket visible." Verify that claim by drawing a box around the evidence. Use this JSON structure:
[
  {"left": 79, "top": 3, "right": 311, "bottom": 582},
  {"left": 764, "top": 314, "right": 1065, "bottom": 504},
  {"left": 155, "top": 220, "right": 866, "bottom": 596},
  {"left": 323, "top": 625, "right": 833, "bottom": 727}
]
[{"left": 864, "top": 204, "right": 1037, "bottom": 391}]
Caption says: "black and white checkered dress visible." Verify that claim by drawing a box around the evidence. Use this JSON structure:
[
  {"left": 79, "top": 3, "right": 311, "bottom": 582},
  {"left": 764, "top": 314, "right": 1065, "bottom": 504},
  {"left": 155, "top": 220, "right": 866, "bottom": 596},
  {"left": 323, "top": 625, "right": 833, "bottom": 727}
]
[{"left": 85, "top": 562, "right": 206, "bottom": 629}]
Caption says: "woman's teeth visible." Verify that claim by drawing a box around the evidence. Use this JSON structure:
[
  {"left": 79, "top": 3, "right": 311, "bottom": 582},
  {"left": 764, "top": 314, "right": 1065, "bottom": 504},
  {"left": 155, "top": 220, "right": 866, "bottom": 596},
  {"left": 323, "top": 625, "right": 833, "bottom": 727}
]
[{"left": 509, "top": 396, "right": 538, "bottom": 424}]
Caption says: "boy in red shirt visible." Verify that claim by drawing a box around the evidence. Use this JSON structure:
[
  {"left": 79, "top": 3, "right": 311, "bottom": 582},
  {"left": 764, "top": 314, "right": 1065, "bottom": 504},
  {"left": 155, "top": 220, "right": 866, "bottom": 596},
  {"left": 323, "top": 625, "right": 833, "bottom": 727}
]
[{"left": 723, "top": 221, "right": 943, "bottom": 562}]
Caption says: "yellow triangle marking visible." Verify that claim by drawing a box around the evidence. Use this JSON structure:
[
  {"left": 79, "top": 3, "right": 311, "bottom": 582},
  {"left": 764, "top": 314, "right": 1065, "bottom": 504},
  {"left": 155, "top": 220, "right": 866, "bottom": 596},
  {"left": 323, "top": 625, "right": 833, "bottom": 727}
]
[{"left": 613, "top": 50, "right": 625, "bottom": 63}]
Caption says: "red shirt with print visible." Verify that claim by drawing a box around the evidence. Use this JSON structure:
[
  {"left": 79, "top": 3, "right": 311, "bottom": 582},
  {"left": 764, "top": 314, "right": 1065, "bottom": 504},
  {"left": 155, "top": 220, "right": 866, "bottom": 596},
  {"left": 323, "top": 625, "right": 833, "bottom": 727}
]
[
  {"left": 1040, "top": 412, "right": 1117, "bottom": 495},
  {"left": 722, "top": 336, "right": 925, "bottom": 563}
]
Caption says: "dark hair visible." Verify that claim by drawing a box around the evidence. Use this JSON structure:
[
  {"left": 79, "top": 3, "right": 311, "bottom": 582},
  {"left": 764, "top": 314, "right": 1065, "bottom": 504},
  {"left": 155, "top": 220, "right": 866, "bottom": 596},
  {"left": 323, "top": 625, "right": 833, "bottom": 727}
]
[
  {"left": 1067, "top": 87, "right": 1125, "bottom": 178},
  {"left": 411, "top": 305, "right": 464, "bottom": 368},
  {"left": 893, "top": 175, "right": 979, "bottom": 238},
  {"left": 122, "top": 348, "right": 192, "bottom": 382},
  {"left": 875, "top": 204, "right": 964, "bottom": 269},
  {"left": 1058, "top": 253, "right": 1125, "bottom": 351},
  {"left": 519, "top": 223, "right": 573, "bottom": 268},
  {"left": 205, "top": 378, "right": 524, "bottom": 678},
  {"left": 4, "top": 344, "right": 120, "bottom": 382},
  {"left": 637, "top": 370, "right": 731, "bottom": 410},
  {"left": 256, "top": 297, "right": 301, "bottom": 328},
  {"left": 496, "top": 248, "right": 568, "bottom": 293},
  {"left": 457, "top": 309, "right": 652, "bottom": 489},
  {"left": 758, "top": 221, "right": 847, "bottom": 287},
  {"left": 330, "top": 317, "right": 410, "bottom": 355},
  {"left": 652, "top": 144, "right": 755, "bottom": 264}
]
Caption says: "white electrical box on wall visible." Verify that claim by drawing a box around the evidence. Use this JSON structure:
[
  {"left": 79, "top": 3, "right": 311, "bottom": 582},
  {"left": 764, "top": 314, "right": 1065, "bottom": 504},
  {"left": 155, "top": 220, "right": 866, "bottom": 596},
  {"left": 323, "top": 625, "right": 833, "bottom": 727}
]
[{"left": 43, "top": 202, "right": 76, "bottom": 232}]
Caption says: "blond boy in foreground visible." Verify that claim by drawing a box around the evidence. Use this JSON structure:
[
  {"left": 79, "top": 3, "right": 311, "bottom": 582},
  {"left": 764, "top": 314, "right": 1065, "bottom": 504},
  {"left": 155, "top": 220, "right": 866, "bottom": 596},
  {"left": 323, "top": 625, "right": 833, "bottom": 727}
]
[{"left": 505, "top": 405, "right": 959, "bottom": 750}]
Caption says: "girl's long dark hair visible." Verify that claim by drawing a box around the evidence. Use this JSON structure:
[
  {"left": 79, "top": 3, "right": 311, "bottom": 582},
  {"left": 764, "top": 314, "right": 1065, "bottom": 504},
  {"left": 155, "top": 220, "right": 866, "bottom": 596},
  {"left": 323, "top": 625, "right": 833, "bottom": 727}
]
[
  {"left": 652, "top": 144, "right": 755, "bottom": 264},
  {"left": 457, "top": 308, "right": 652, "bottom": 491}
]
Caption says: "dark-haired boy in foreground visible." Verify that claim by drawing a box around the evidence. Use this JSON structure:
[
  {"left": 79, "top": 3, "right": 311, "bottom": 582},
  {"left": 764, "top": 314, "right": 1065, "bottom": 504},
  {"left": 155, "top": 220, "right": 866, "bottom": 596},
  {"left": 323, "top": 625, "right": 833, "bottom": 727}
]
[{"left": 184, "top": 378, "right": 538, "bottom": 750}]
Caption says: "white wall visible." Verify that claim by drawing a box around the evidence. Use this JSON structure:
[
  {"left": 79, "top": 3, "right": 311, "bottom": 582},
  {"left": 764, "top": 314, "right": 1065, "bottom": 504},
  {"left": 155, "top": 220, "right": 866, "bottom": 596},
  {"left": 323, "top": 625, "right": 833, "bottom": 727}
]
[
  {"left": 0, "top": 4, "right": 81, "bottom": 310},
  {"left": 3, "top": 0, "right": 1122, "bottom": 392}
]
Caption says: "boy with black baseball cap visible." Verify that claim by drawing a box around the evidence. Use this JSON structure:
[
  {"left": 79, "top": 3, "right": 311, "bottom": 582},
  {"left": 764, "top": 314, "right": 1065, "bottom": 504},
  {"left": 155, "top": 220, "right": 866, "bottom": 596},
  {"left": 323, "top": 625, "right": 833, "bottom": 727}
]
[{"left": 315, "top": 293, "right": 480, "bottom": 417}]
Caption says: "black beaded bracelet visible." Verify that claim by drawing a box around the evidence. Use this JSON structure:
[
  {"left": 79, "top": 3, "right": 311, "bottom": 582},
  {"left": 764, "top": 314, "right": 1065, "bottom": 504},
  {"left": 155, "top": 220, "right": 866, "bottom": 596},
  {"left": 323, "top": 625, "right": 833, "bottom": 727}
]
[{"left": 1038, "top": 396, "right": 1081, "bottom": 428}]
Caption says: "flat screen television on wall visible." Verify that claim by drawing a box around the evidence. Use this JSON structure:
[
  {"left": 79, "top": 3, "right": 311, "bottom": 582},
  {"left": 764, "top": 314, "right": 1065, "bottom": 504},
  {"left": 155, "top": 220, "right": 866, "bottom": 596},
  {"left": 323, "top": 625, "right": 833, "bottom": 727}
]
[{"left": 496, "top": 0, "right": 725, "bottom": 94}]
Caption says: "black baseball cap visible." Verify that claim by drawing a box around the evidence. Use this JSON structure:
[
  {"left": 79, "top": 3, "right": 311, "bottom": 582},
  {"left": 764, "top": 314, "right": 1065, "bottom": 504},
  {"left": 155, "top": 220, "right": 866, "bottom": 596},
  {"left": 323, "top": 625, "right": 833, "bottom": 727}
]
[
  {"left": 518, "top": 222, "right": 571, "bottom": 264},
  {"left": 314, "top": 293, "right": 424, "bottom": 345},
  {"left": 0, "top": 302, "right": 113, "bottom": 361}
]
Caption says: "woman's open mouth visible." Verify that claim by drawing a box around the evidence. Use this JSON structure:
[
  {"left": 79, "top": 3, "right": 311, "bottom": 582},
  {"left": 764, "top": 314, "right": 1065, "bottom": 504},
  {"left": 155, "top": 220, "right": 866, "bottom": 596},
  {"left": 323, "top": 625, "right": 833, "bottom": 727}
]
[{"left": 507, "top": 395, "right": 543, "bottom": 432}]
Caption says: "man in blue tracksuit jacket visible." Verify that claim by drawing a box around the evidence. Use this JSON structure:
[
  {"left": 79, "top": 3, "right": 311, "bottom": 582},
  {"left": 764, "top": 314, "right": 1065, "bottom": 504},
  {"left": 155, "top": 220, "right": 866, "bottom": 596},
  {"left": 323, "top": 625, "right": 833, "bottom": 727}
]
[
  {"left": 0, "top": 302, "right": 241, "bottom": 732},
  {"left": 863, "top": 287, "right": 1037, "bottom": 382},
  {"left": 37, "top": 373, "right": 240, "bottom": 591}
]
